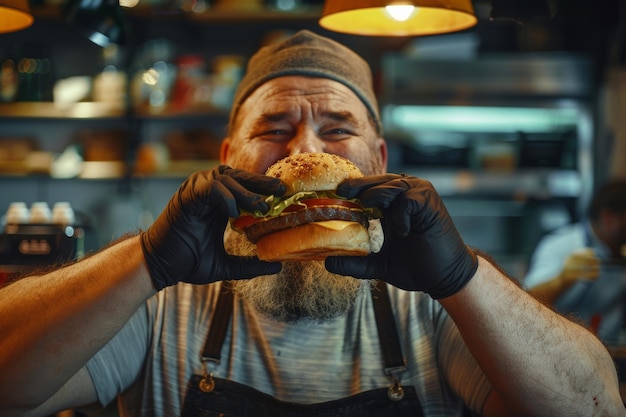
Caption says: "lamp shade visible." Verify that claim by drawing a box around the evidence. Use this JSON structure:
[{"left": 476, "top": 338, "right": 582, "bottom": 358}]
[
  {"left": 319, "top": 0, "right": 477, "bottom": 36},
  {"left": 64, "top": 0, "right": 126, "bottom": 47},
  {"left": 0, "top": 0, "right": 34, "bottom": 33}
]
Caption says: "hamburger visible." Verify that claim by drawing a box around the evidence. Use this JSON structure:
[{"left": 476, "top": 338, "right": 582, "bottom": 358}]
[{"left": 230, "top": 153, "right": 382, "bottom": 262}]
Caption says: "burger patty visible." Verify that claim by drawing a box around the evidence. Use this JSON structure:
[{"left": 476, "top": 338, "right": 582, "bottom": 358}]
[{"left": 243, "top": 206, "right": 370, "bottom": 243}]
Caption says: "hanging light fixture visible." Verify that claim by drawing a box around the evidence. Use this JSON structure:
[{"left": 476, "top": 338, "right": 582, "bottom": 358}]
[
  {"left": 64, "top": 0, "right": 126, "bottom": 47},
  {"left": 0, "top": 0, "right": 34, "bottom": 33},
  {"left": 319, "top": 0, "right": 477, "bottom": 37}
]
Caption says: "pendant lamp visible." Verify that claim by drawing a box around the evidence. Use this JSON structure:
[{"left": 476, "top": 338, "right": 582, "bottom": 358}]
[
  {"left": 0, "top": 0, "right": 34, "bottom": 33},
  {"left": 319, "top": 0, "right": 477, "bottom": 37}
]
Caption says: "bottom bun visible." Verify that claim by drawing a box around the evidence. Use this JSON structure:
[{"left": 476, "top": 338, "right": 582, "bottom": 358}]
[{"left": 256, "top": 221, "right": 370, "bottom": 262}]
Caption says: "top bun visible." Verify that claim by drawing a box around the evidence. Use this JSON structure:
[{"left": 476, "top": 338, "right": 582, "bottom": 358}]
[{"left": 265, "top": 153, "right": 363, "bottom": 195}]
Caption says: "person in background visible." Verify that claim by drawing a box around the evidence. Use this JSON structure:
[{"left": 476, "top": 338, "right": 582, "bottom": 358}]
[
  {"left": 525, "top": 179, "right": 626, "bottom": 342},
  {"left": 0, "top": 30, "right": 623, "bottom": 417}
]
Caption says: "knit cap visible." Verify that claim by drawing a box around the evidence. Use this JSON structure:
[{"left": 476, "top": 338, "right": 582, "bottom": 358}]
[{"left": 230, "top": 30, "right": 381, "bottom": 134}]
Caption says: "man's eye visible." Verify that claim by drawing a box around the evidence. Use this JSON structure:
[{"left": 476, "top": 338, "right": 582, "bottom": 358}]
[
  {"left": 323, "top": 128, "right": 353, "bottom": 138},
  {"left": 261, "top": 130, "right": 289, "bottom": 137},
  {"left": 257, "top": 130, "right": 290, "bottom": 142}
]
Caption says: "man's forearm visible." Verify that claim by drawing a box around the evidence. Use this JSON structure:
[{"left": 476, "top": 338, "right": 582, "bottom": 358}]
[
  {"left": 0, "top": 235, "right": 156, "bottom": 408},
  {"left": 440, "top": 256, "right": 624, "bottom": 416}
]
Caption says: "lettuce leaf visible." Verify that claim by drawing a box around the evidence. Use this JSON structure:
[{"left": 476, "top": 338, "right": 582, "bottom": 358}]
[{"left": 241, "top": 190, "right": 382, "bottom": 219}]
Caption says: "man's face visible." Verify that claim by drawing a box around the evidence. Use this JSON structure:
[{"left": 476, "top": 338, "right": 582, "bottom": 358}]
[
  {"left": 222, "top": 76, "right": 385, "bottom": 321},
  {"left": 221, "top": 76, "right": 386, "bottom": 176},
  {"left": 600, "top": 209, "right": 626, "bottom": 257}
]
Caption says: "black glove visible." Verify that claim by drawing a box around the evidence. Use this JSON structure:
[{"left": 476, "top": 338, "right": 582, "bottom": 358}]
[
  {"left": 141, "top": 165, "right": 286, "bottom": 291},
  {"left": 325, "top": 174, "right": 477, "bottom": 299}
]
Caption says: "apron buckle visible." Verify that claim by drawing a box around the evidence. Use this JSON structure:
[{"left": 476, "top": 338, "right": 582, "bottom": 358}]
[
  {"left": 385, "top": 366, "right": 406, "bottom": 402},
  {"left": 388, "top": 378, "right": 405, "bottom": 402},
  {"left": 199, "top": 360, "right": 216, "bottom": 393}
]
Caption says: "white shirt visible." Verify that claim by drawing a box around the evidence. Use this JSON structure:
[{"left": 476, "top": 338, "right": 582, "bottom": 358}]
[{"left": 524, "top": 221, "right": 625, "bottom": 342}]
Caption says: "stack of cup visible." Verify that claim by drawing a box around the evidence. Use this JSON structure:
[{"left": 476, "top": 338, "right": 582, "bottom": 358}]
[
  {"left": 52, "top": 202, "right": 75, "bottom": 226},
  {"left": 5, "top": 202, "right": 30, "bottom": 225},
  {"left": 29, "top": 202, "right": 52, "bottom": 224},
  {"left": 3, "top": 201, "right": 76, "bottom": 228}
]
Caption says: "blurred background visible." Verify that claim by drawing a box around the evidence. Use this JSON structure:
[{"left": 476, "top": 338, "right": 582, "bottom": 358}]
[{"left": 0, "top": 0, "right": 624, "bottom": 280}]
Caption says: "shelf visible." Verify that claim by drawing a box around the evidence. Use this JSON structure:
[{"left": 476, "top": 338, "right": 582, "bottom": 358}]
[
  {"left": 0, "top": 102, "right": 125, "bottom": 119},
  {"left": 381, "top": 54, "right": 594, "bottom": 100},
  {"left": 0, "top": 102, "right": 230, "bottom": 120},
  {"left": 132, "top": 103, "right": 228, "bottom": 119},
  {"left": 398, "top": 168, "right": 581, "bottom": 199},
  {"left": 0, "top": 159, "right": 219, "bottom": 180}
]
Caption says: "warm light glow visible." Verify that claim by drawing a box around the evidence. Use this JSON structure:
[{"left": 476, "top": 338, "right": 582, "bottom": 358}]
[
  {"left": 385, "top": 5, "right": 415, "bottom": 22},
  {"left": 320, "top": 0, "right": 477, "bottom": 37},
  {"left": 0, "top": 0, "right": 34, "bottom": 33}
]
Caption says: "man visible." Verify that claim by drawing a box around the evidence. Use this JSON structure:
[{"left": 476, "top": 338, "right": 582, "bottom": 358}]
[
  {"left": 0, "top": 30, "right": 623, "bottom": 417},
  {"left": 526, "top": 179, "right": 626, "bottom": 342}
]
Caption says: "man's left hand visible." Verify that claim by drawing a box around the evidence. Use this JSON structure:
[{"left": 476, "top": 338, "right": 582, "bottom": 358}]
[{"left": 325, "top": 174, "right": 478, "bottom": 299}]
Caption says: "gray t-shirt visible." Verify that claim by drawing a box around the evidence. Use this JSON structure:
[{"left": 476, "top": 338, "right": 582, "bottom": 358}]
[{"left": 86, "top": 282, "right": 491, "bottom": 416}]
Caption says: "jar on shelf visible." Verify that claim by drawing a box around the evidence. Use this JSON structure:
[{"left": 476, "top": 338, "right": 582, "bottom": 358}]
[{"left": 170, "top": 54, "right": 210, "bottom": 112}]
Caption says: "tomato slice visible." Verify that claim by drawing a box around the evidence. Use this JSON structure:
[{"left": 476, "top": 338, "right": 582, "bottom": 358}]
[
  {"left": 231, "top": 215, "right": 259, "bottom": 231},
  {"left": 232, "top": 198, "right": 362, "bottom": 231}
]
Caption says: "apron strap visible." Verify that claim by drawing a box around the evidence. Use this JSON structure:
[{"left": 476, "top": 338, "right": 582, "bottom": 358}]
[
  {"left": 371, "top": 280, "right": 407, "bottom": 375},
  {"left": 200, "top": 279, "right": 407, "bottom": 399},
  {"left": 201, "top": 282, "right": 234, "bottom": 363}
]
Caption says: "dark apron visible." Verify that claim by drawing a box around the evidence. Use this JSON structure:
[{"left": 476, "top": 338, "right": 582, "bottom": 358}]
[{"left": 180, "top": 281, "right": 424, "bottom": 417}]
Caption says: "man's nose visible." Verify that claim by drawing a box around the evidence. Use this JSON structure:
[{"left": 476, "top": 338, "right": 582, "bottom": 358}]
[{"left": 287, "top": 127, "right": 324, "bottom": 155}]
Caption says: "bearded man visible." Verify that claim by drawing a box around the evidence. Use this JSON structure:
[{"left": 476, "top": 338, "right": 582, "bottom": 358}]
[{"left": 1, "top": 30, "right": 623, "bottom": 417}]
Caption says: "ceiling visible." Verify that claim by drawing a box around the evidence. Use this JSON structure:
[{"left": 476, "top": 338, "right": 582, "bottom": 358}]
[{"left": 473, "top": 0, "right": 624, "bottom": 70}]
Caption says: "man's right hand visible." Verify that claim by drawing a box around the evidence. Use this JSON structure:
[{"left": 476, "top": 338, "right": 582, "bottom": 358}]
[{"left": 141, "top": 165, "right": 286, "bottom": 291}]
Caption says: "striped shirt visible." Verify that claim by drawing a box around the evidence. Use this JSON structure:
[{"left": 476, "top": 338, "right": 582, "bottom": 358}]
[{"left": 86, "top": 282, "right": 491, "bottom": 416}]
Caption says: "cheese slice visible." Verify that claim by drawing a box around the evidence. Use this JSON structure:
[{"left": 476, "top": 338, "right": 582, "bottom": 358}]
[{"left": 312, "top": 220, "right": 355, "bottom": 231}]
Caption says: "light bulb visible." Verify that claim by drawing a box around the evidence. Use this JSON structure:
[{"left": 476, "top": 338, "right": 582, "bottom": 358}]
[{"left": 385, "top": 4, "right": 415, "bottom": 22}]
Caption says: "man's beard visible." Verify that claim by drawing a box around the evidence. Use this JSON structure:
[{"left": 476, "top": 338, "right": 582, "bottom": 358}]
[{"left": 224, "top": 228, "right": 369, "bottom": 323}]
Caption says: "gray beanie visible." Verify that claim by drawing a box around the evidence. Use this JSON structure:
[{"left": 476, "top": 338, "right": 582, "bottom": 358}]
[{"left": 230, "top": 30, "right": 381, "bottom": 134}]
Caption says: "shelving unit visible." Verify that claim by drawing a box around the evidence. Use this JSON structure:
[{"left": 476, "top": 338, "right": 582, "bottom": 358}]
[
  {"left": 0, "top": 4, "right": 325, "bottom": 176},
  {"left": 378, "top": 53, "right": 597, "bottom": 276},
  {"left": 0, "top": 4, "right": 333, "bottom": 253}
]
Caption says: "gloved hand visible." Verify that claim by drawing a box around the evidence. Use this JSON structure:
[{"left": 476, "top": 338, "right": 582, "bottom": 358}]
[
  {"left": 141, "top": 165, "right": 286, "bottom": 291},
  {"left": 325, "top": 174, "right": 478, "bottom": 299}
]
